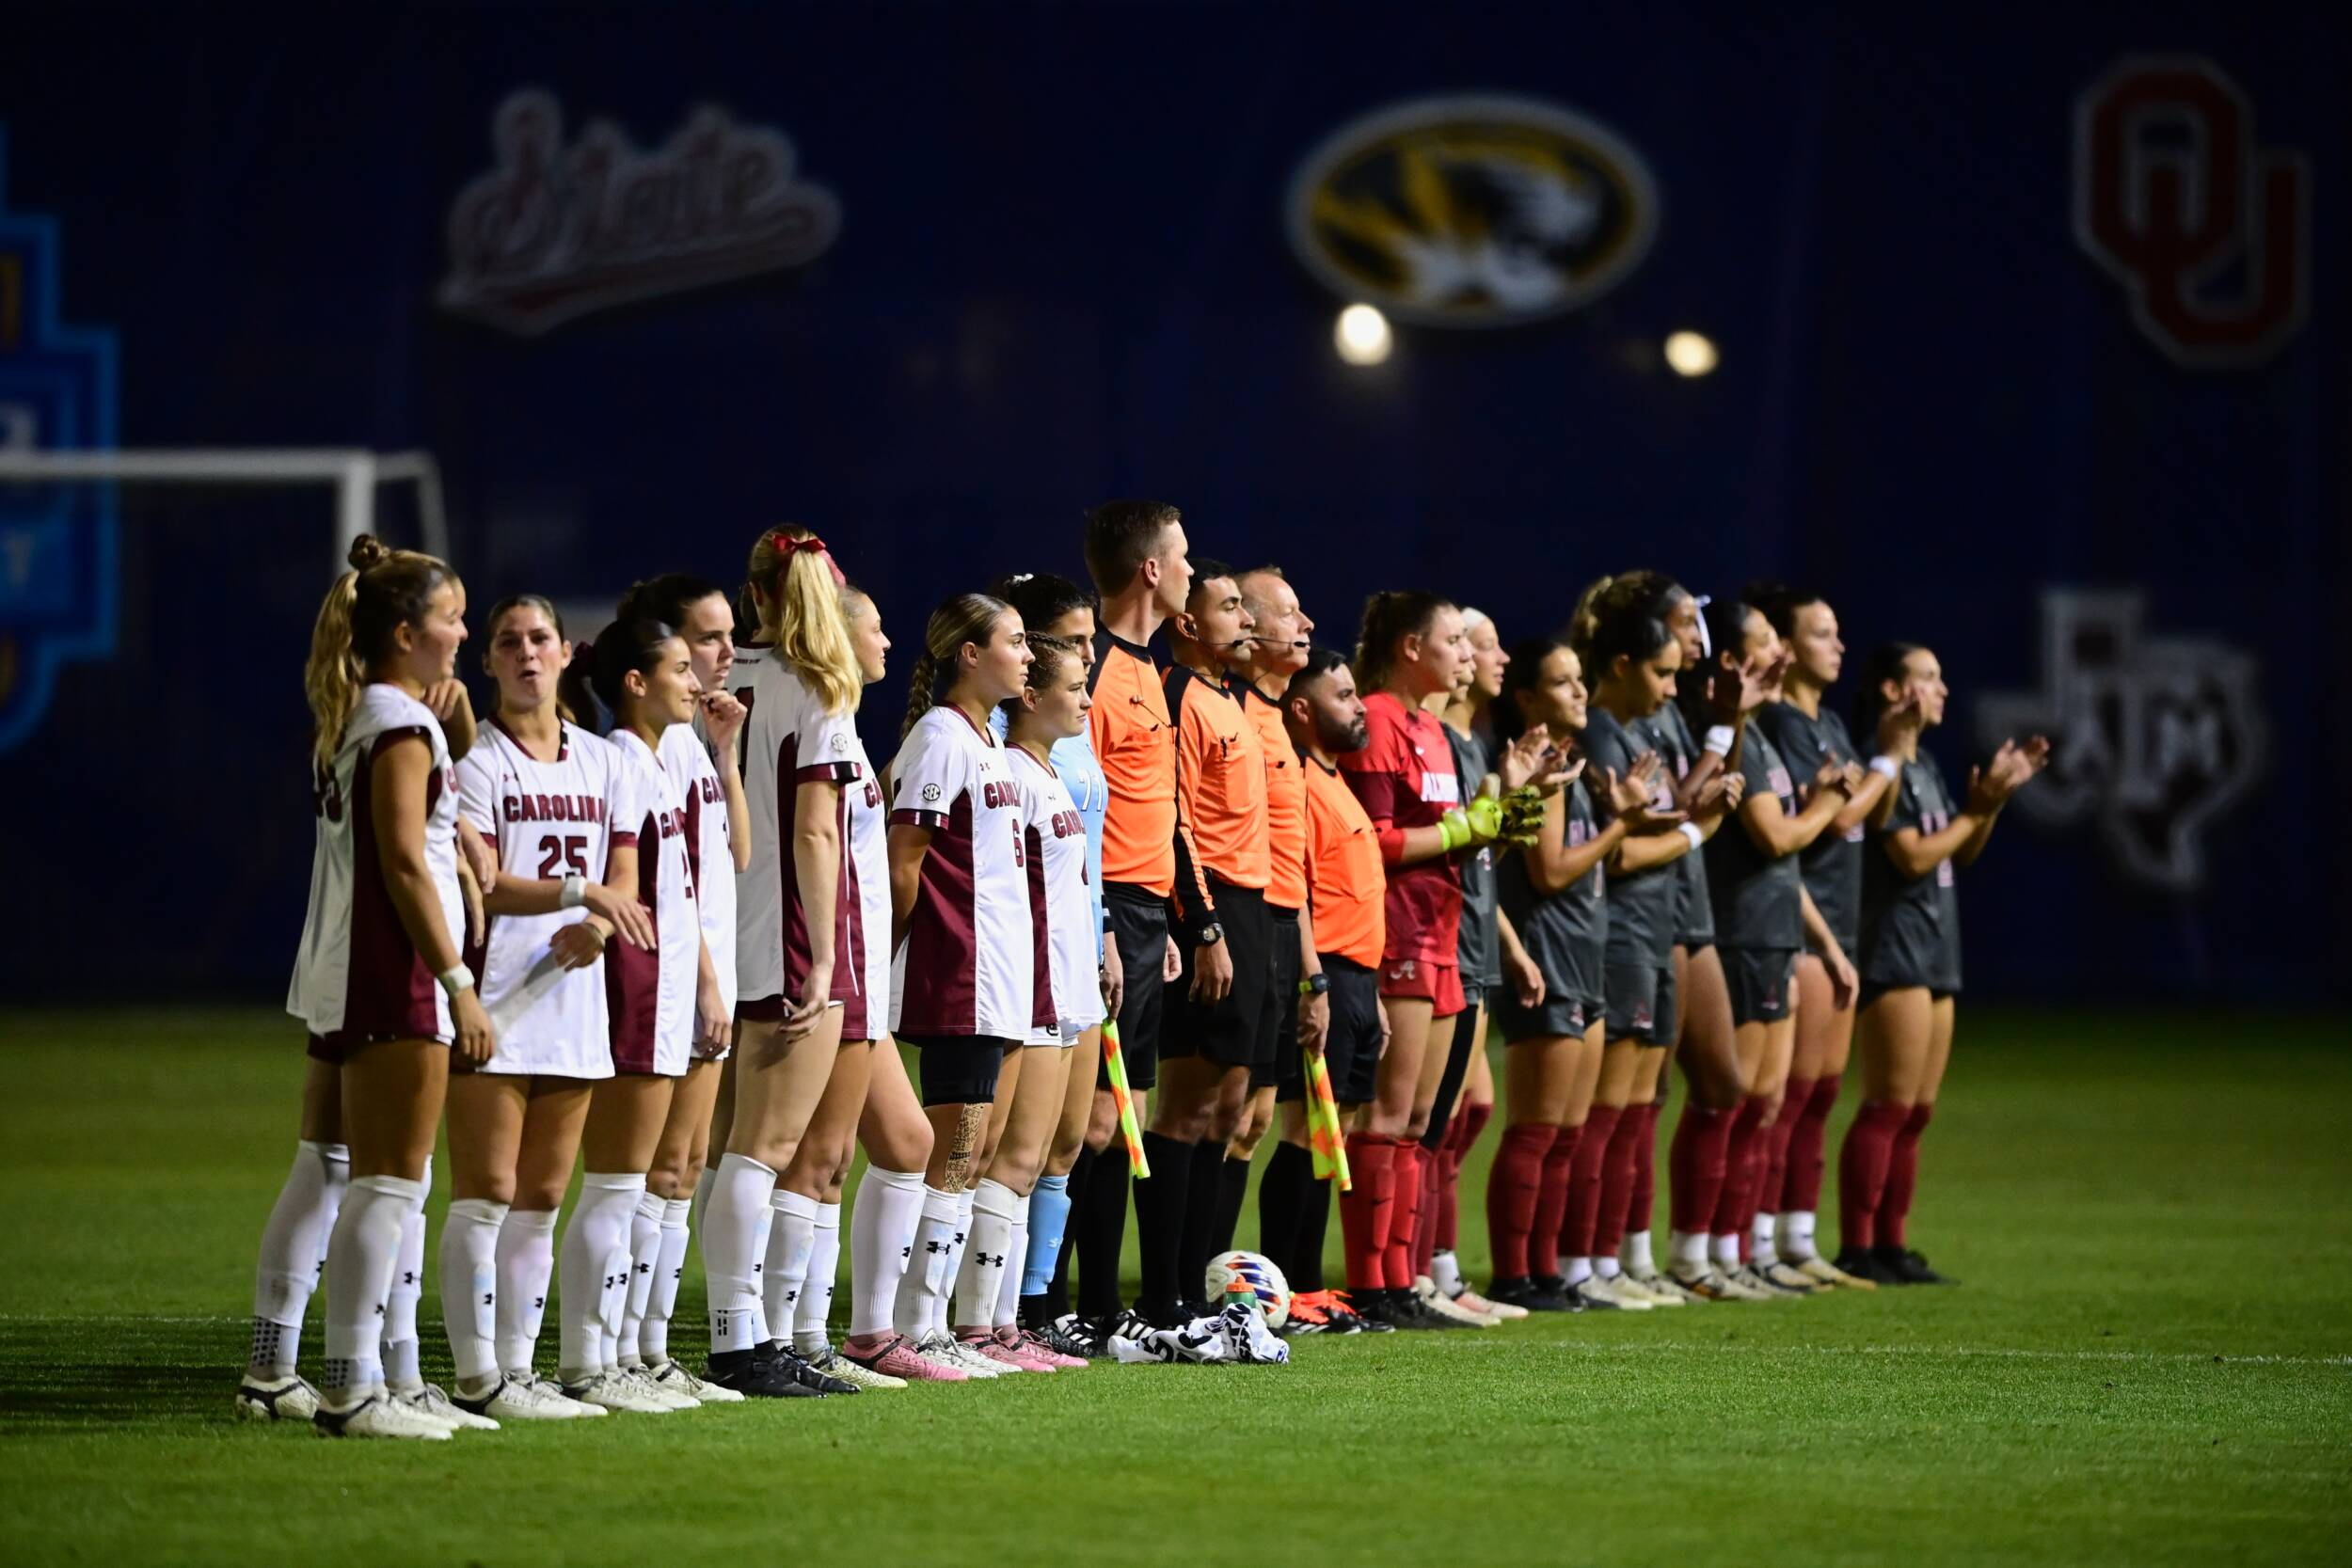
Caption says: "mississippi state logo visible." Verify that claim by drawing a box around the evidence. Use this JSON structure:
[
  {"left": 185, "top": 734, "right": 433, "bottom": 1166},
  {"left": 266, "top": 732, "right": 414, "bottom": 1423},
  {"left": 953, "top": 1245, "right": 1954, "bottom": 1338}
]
[
  {"left": 1976, "top": 590, "right": 2265, "bottom": 892},
  {"left": 2073, "top": 56, "right": 2310, "bottom": 369},
  {"left": 437, "top": 89, "right": 841, "bottom": 336},
  {"left": 1286, "top": 95, "right": 1658, "bottom": 328}
]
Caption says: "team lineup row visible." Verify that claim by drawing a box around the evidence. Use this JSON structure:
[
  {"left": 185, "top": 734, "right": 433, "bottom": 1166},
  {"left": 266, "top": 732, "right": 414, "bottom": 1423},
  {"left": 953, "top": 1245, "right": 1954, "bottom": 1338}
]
[{"left": 243, "top": 500, "right": 2048, "bottom": 1436}]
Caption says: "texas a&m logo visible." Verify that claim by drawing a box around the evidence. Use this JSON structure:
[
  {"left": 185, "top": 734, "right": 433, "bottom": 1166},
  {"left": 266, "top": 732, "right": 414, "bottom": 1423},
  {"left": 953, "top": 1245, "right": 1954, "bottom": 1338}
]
[
  {"left": 1976, "top": 591, "right": 2265, "bottom": 892},
  {"left": 2073, "top": 56, "right": 2310, "bottom": 369}
]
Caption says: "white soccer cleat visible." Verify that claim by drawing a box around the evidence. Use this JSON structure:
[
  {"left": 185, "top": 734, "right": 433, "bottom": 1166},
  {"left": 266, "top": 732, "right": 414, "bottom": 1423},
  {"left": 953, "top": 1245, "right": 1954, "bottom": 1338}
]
[
  {"left": 1414, "top": 1276, "right": 1501, "bottom": 1326},
  {"left": 397, "top": 1382, "right": 499, "bottom": 1431},
  {"left": 1454, "top": 1285, "right": 1528, "bottom": 1321},
  {"left": 235, "top": 1373, "right": 320, "bottom": 1422},
  {"left": 1587, "top": 1273, "right": 1662, "bottom": 1310},
  {"left": 1567, "top": 1275, "right": 1651, "bottom": 1311},
  {"left": 804, "top": 1346, "right": 906, "bottom": 1391},
  {"left": 1793, "top": 1254, "right": 1874, "bottom": 1290},
  {"left": 1626, "top": 1270, "right": 1700, "bottom": 1306},
  {"left": 618, "top": 1364, "right": 703, "bottom": 1410},
  {"left": 648, "top": 1359, "right": 747, "bottom": 1404},
  {"left": 457, "top": 1373, "right": 597, "bottom": 1420},
  {"left": 1756, "top": 1259, "right": 1825, "bottom": 1295},
  {"left": 916, "top": 1331, "right": 1004, "bottom": 1378},
  {"left": 312, "top": 1390, "right": 454, "bottom": 1440},
  {"left": 561, "top": 1370, "right": 681, "bottom": 1413},
  {"left": 1610, "top": 1272, "right": 1688, "bottom": 1307},
  {"left": 502, "top": 1370, "right": 607, "bottom": 1415},
  {"left": 1672, "top": 1262, "right": 1771, "bottom": 1302}
]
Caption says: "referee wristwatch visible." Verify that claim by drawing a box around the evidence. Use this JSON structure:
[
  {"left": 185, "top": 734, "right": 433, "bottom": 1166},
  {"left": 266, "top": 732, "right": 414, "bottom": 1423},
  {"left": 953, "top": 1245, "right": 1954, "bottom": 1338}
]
[
  {"left": 1196, "top": 922, "right": 1225, "bottom": 948},
  {"left": 1298, "top": 972, "right": 1330, "bottom": 998}
]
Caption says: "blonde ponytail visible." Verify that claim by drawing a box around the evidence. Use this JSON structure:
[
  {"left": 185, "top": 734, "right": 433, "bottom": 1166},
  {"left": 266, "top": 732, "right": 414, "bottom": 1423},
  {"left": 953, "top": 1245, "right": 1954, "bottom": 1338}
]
[
  {"left": 305, "top": 570, "right": 365, "bottom": 766},
  {"left": 745, "top": 526, "right": 861, "bottom": 715}
]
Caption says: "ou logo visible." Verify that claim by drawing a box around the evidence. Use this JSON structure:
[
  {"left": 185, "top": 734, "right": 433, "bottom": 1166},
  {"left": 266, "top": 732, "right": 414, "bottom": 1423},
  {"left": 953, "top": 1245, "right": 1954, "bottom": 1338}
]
[{"left": 2073, "top": 55, "right": 2310, "bottom": 369}]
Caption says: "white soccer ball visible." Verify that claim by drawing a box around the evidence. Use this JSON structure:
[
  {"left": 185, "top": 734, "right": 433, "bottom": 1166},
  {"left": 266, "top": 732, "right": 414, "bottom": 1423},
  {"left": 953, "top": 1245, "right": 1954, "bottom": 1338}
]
[{"left": 1204, "top": 1249, "right": 1291, "bottom": 1330}]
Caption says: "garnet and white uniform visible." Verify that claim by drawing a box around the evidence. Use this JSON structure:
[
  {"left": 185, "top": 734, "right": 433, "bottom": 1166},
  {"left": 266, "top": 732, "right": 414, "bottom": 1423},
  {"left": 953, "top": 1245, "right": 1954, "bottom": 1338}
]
[
  {"left": 663, "top": 721, "right": 738, "bottom": 1036},
  {"left": 1009, "top": 743, "right": 1104, "bottom": 1045},
  {"left": 729, "top": 644, "right": 875, "bottom": 1025},
  {"left": 287, "top": 684, "right": 465, "bottom": 1055},
  {"left": 604, "top": 727, "right": 698, "bottom": 1077},
  {"left": 841, "top": 758, "right": 891, "bottom": 1041},
  {"left": 453, "top": 719, "right": 631, "bottom": 1078},
  {"left": 888, "top": 705, "right": 1034, "bottom": 1042}
]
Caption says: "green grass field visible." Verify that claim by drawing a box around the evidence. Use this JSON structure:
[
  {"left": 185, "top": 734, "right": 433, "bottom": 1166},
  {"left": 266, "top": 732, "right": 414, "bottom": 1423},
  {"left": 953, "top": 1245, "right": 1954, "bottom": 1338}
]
[{"left": 1, "top": 1007, "right": 2347, "bottom": 1565}]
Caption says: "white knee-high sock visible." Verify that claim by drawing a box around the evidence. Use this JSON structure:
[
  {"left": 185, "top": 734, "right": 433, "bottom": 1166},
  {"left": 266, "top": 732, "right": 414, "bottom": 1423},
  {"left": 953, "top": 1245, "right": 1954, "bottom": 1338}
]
[
  {"left": 619, "top": 1191, "right": 664, "bottom": 1367},
  {"left": 322, "top": 1174, "right": 420, "bottom": 1403},
  {"left": 495, "top": 1209, "right": 558, "bottom": 1375},
  {"left": 381, "top": 1161, "right": 431, "bottom": 1392},
  {"left": 895, "top": 1184, "right": 963, "bottom": 1339},
  {"left": 995, "top": 1192, "right": 1031, "bottom": 1330},
  {"left": 642, "top": 1198, "right": 691, "bottom": 1366},
  {"left": 249, "top": 1139, "right": 350, "bottom": 1377},
  {"left": 954, "top": 1180, "right": 1019, "bottom": 1333},
  {"left": 851, "top": 1165, "right": 926, "bottom": 1339},
  {"left": 763, "top": 1189, "right": 818, "bottom": 1344},
  {"left": 701, "top": 1153, "right": 779, "bottom": 1354},
  {"left": 559, "top": 1172, "right": 644, "bottom": 1382},
  {"left": 438, "top": 1197, "right": 508, "bottom": 1387},
  {"left": 794, "top": 1201, "right": 842, "bottom": 1354}
]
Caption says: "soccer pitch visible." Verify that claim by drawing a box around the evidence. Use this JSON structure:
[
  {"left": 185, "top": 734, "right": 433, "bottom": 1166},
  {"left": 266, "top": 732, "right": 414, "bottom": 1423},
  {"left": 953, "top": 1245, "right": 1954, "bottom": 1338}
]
[{"left": 1, "top": 1008, "right": 2344, "bottom": 1564}]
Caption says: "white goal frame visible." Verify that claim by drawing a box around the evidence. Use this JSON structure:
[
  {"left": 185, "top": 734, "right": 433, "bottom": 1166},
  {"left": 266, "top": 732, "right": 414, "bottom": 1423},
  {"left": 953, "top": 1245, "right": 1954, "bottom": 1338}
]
[{"left": 0, "top": 448, "right": 449, "bottom": 570}]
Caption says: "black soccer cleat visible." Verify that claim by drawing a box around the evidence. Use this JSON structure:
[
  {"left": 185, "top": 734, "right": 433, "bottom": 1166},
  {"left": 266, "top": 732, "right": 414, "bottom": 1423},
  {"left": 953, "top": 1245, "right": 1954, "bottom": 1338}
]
[
  {"left": 1487, "top": 1275, "right": 1576, "bottom": 1313},
  {"left": 767, "top": 1340, "right": 860, "bottom": 1394},
  {"left": 1833, "top": 1246, "right": 1905, "bottom": 1286},
  {"left": 1874, "top": 1246, "right": 1958, "bottom": 1286},
  {"left": 707, "top": 1343, "right": 827, "bottom": 1398},
  {"left": 1035, "top": 1314, "right": 1104, "bottom": 1359}
]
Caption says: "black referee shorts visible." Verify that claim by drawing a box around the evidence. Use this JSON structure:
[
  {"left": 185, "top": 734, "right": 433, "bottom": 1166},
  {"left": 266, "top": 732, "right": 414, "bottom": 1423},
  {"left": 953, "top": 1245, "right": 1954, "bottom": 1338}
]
[
  {"left": 1099, "top": 881, "right": 1168, "bottom": 1093},
  {"left": 1165, "top": 879, "right": 1273, "bottom": 1073}
]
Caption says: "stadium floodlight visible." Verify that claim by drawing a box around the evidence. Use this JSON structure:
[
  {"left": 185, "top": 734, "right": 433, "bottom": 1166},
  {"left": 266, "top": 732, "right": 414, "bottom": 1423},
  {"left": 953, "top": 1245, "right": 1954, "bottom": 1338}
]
[{"left": 0, "top": 447, "right": 449, "bottom": 571}]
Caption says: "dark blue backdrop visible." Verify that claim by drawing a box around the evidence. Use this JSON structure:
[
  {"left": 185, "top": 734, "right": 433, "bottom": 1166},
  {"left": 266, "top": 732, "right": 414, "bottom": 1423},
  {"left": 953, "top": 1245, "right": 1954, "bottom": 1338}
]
[{"left": 2, "top": 2, "right": 2344, "bottom": 1004}]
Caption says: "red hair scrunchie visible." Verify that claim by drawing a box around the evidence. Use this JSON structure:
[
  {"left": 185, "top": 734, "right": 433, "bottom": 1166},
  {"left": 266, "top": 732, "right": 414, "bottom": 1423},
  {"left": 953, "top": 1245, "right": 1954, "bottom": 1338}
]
[{"left": 770, "top": 530, "right": 848, "bottom": 588}]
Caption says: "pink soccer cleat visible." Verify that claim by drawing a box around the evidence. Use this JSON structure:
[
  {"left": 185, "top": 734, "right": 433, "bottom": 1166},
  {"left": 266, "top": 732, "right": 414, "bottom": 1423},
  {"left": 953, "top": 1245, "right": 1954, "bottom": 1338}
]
[{"left": 843, "top": 1332, "right": 968, "bottom": 1384}]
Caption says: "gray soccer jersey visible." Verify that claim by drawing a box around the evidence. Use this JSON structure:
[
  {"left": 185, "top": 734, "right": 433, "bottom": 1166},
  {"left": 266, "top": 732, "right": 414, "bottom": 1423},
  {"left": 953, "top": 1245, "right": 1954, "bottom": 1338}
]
[
  {"left": 1496, "top": 774, "right": 1608, "bottom": 1006},
  {"left": 1859, "top": 755, "right": 1963, "bottom": 994},
  {"left": 1638, "top": 701, "right": 1716, "bottom": 947},
  {"left": 1755, "top": 701, "right": 1865, "bottom": 954},
  {"left": 1704, "top": 722, "right": 1804, "bottom": 951},
  {"left": 1581, "top": 707, "right": 1678, "bottom": 968},
  {"left": 1446, "top": 721, "right": 1503, "bottom": 990}
]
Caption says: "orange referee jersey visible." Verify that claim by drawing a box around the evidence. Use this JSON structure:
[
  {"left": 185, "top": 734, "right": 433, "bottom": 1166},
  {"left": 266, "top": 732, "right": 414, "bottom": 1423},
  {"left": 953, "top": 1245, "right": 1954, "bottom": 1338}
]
[
  {"left": 1089, "top": 633, "right": 1212, "bottom": 911},
  {"left": 1166, "top": 666, "right": 1268, "bottom": 921},
  {"left": 1242, "top": 684, "right": 1308, "bottom": 912},
  {"left": 1302, "top": 752, "right": 1385, "bottom": 968}
]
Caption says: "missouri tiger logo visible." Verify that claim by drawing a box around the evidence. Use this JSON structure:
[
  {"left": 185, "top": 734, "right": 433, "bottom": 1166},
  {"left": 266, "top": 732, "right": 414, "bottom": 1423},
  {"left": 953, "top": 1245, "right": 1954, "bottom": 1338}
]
[{"left": 1286, "top": 95, "right": 1658, "bottom": 327}]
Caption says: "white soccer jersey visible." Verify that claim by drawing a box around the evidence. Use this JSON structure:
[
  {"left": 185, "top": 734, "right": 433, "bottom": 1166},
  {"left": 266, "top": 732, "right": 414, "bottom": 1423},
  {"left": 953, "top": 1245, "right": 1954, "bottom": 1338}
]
[
  {"left": 453, "top": 719, "right": 627, "bottom": 1079},
  {"left": 605, "top": 727, "right": 698, "bottom": 1077},
  {"left": 888, "top": 705, "right": 1034, "bottom": 1042},
  {"left": 662, "top": 721, "right": 738, "bottom": 1020},
  {"left": 286, "top": 684, "right": 465, "bottom": 1048},
  {"left": 1009, "top": 743, "right": 1104, "bottom": 1042},
  {"left": 843, "top": 758, "right": 891, "bottom": 1041},
  {"left": 729, "top": 645, "right": 869, "bottom": 1022}
]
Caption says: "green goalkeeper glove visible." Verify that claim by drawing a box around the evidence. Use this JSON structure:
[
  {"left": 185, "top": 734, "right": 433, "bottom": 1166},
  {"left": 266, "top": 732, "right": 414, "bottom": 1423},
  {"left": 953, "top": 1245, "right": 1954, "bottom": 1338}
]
[
  {"left": 1498, "top": 784, "right": 1546, "bottom": 846},
  {"left": 1437, "top": 795, "right": 1507, "bottom": 852}
]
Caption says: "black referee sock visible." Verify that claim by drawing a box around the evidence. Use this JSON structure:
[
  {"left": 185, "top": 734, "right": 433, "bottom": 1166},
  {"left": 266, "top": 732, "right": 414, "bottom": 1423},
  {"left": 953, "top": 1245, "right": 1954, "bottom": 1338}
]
[
  {"left": 1258, "top": 1140, "right": 1311, "bottom": 1282},
  {"left": 1134, "top": 1132, "right": 1194, "bottom": 1316},
  {"left": 1074, "top": 1142, "right": 1129, "bottom": 1321},
  {"left": 1294, "top": 1168, "right": 1333, "bottom": 1293},
  {"left": 1207, "top": 1151, "right": 1251, "bottom": 1262},
  {"left": 1177, "top": 1138, "right": 1226, "bottom": 1297}
]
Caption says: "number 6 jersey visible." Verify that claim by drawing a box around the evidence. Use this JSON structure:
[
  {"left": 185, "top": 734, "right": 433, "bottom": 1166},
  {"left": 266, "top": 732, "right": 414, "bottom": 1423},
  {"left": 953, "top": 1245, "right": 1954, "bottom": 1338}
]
[
  {"left": 454, "top": 718, "right": 636, "bottom": 1079},
  {"left": 889, "top": 704, "right": 1034, "bottom": 1042}
]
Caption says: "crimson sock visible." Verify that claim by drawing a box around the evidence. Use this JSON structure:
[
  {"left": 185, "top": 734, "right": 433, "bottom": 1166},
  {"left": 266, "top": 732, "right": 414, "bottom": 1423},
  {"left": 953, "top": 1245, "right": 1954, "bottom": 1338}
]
[
  {"left": 1595, "top": 1101, "right": 1645, "bottom": 1259},
  {"left": 1486, "top": 1123, "right": 1556, "bottom": 1280},
  {"left": 1337, "top": 1133, "right": 1396, "bottom": 1291},
  {"left": 1405, "top": 1144, "right": 1439, "bottom": 1277},
  {"left": 1878, "top": 1103, "right": 1935, "bottom": 1249},
  {"left": 1787, "top": 1073, "right": 1840, "bottom": 1214},
  {"left": 1529, "top": 1124, "right": 1581, "bottom": 1278},
  {"left": 1438, "top": 1101, "right": 1487, "bottom": 1254},
  {"left": 1564, "top": 1104, "right": 1621, "bottom": 1262},
  {"left": 1761, "top": 1077, "right": 1812, "bottom": 1221},
  {"left": 1628, "top": 1101, "right": 1661, "bottom": 1240},
  {"left": 1385, "top": 1141, "right": 1426, "bottom": 1288},
  {"left": 1837, "top": 1101, "right": 1909, "bottom": 1253},
  {"left": 1709, "top": 1095, "right": 1769, "bottom": 1239},
  {"left": 1669, "top": 1102, "right": 1733, "bottom": 1236}
]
